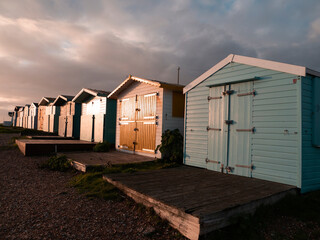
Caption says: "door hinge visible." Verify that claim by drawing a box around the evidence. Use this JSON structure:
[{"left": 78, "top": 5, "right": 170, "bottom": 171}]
[
  {"left": 236, "top": 164, "right": 254, "bottom": 170},
  {"left": 222, "top": 90, "right": 234, "bottom": 95},
  {"left": 236, "top": 127, "right": 255, "bottom": 133},
  {"left": 237, "top": 90, "right": 256, "bottom": 97},
  {"left": 205, "top": 158, "right": 220, "bottom": 164},
  {"left": 208, "top": 96, "right": 222, "bottom": 101},
  {"left": 207, "top": 126, "right": 221, "bottom": 131},
  {"left": 225, "top": 120, "right": 234, "bottom": 125}
]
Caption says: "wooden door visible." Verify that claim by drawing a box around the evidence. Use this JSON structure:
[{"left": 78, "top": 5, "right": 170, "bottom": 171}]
[
  {"left": 136, "top": 94, "right": 157, "bottom": 153},
  {"left": 119, "top": 93, "right": 157, "bottom": 153},
  {"left": 227, "top": 82, "right": 253, "bottom": 177},
  {"left": 207, "top": 85, "right": 228, "bottom": 172},
  {"left": 207, "top": 82, "right": 254, "bottom": 177},
  {"left": 119, "top": 97, "right": 136, "bottom": 150}
]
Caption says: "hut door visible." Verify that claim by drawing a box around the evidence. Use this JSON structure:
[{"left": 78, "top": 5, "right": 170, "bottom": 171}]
[
  {"left": 227, "top": 82, "right": 253, "bottom": 177},
  {"left": 119, "top": 97, "right": 136, "bottom": 150},
  {"left": 207, "top": 86, "right": 228, "bottom": 172},
  {"left": 207, "top": 82, "right": 253, "bottom": 177},
  {"left": 135, "top": 93, "right": 157, "bottom": 153}
]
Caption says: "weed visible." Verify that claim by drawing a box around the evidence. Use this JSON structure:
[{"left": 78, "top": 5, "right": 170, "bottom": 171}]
[
  {"left": 41, "top": 155, "right": 71, "bottom": 172},
  {"left": 93, "top": 141, "right": 111, "bottom": 152},
  {"left": 69, "top": 172, "right": 121, "bottom": 201}
]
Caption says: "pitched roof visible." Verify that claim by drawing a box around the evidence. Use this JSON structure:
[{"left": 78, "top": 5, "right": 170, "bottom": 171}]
[
  {"left": 184, "top": 54, "right": 320, "bottom": 93},
  {"left": 31, "top": 102, "right": 38, "bottom": 107},
  {"left": 53, "top": 95, "right": 75, "bottom": 106},
  {"left": 38, "top": 97, "right": 55, "bottom": 106},
  {"left": 72, "top": 88, "right": 110, "bottom": 103},
  {"left": 14, "top": 106, "right": 22, "bottom": 111},
  {"left": 108, "top": 75, "right": 184, "bottom": 99}
]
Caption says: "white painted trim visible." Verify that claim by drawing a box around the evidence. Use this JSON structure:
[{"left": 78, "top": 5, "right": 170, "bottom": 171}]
[
  {"left": 183, "top": 54, "right": 234, "bottom": 93},
  {"left": 183, "top": 54, "right": 320, "bottom": 93},
  {"left": 53, "top": 95, "right": 68, "bottom": 106},
  {"left": 38, "top": 97, "right": 52, "bottom": 106},
  {"left": 72, "top": 88, "right": 98, "bottom": 102},
  {"left": 108, "top": 76, "right": 161, "bottom": 99},
  {"left": 233, "top": 55, "right": 306, "bottom": 77}
]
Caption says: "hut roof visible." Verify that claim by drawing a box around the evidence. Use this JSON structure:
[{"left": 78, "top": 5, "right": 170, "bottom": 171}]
[
  {"left": 38, "top": 97, "right": 55, "bottom": 106},
  {"left": 184, "top": 54, "right": 320, "bottom": 94},
  {"left": 72, "top": 88, "right": 110, "bottom": 103},
  {"left": 108, "top": 75, "right": 184, "bottom": 99},
  {"left": 53, "top": 95, "right": 75, "bottom": 106}
]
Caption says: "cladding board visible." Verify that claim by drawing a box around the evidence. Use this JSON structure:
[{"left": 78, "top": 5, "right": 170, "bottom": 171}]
[
  {"left": 185, "top": 62, "right": 299, "bottom": 186},
  {"left": 162, "top": 89, "right": 184, "bottom": 134},
  {"left": 301, "top": 75, "right": 320, "bottom": 192}
]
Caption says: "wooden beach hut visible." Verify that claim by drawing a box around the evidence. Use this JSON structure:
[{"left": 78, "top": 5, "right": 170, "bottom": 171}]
[
  {"left": 73, "top": 88, "right": 116, "bottom": 143},
  {"left": 29, "top": 103, "right": 38, "bottom": 129},
  {"left": 38, "top": 97, "right": 55, "bottom": 132},
  {"left": 23, "top": 105, "right": 30, "bottom": 128},
  {"left": 108, "top": 75, "right": 184, "bottom": 158},
  {"left": 183, "top": 54, "right": 320, "bottom": 193},
  {"left": 53, "top": 95, "right": 81, "bottom": 138}
]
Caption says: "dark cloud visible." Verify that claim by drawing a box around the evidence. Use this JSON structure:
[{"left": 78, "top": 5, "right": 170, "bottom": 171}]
[{"left": 1, "top": 0, "right": 320, "bottom": 121}]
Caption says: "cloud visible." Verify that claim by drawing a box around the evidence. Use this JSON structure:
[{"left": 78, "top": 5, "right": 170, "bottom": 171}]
[{"left": 0, "top": 0, "right": 320, "bottom": 121}]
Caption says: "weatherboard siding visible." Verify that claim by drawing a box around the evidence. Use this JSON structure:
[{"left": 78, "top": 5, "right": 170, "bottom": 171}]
[
  {"left": 184, "top": 62, "right": 299, "bottom": 186},
  {"left": 301, "top": 75, "right": 320, "bottom": 193},
  {"left": 162, "top": 89, "right": 184, "bottom": 134}
]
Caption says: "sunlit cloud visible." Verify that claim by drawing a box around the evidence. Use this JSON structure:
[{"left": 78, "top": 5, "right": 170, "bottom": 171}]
[{"left": 0, "top": 0, "right": 320, "bottom": 121}]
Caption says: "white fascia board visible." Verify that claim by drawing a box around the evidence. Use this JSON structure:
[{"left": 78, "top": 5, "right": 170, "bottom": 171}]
[
  {"left": 107, "top": 76, "right": 131, "bottom": 99},
  {"left": 73, "top": 88, "right": 98, "bottom": 102},
  {"left": 233, "top": 55, "right": 306, "bottom": 77},
  {"left": 183, "top": 54, "right": 234, "bottom": 94}
]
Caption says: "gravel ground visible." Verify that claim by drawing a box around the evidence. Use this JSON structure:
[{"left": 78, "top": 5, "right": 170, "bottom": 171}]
[{"left": 0, "top": 134, "right": 185, "bottom": 240}]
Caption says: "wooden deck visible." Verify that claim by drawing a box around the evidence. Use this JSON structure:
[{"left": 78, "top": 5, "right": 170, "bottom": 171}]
[
  {"left": 16, "top": 139, "right": 95, "bottom": 156},
  {"left": 66, "top": 151, "right": 154, "bottom": 172},
  {"left": 104, "top": 166, "right": 296, "bottom": 240}
]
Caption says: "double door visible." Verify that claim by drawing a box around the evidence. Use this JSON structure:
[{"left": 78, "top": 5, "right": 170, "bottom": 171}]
[
  {"left": 119, "top": 93, "right": 157, "bottom": 153},
  {"left": 207, "top": 81, "right": 255, "bottom": 177}
]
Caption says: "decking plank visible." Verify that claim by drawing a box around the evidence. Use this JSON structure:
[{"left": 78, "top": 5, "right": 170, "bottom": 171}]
[{"left": 104, "top": 166, "right": 296, "bottom": 239}]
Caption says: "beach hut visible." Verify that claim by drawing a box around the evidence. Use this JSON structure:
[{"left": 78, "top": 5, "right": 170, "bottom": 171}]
[
  {"left": 29, "top": 103, "right": 38, "bottom": 129},
  {"left": 108, "top": 75, "right": 184, "bottom": 158},
  {"left": 17, "top": 107, "right": 24, "bottom": 127},
  {"left": 13, "top": 106, "right": 21, "bottom": 127},
  {"left": 38, "top": 97, "right": 55, "bottom": 132},
  {"left": 23, "top": 105, "right": 30, "bottom": 128},
  {"left": 183, "top": 54, "right": 320, "bottom": 193},
  {"left": 53, "top": 95, "right": 81, "bottom": 138},
  {"left": 73, "top": 88, "right": 116, "bottom": 143}
]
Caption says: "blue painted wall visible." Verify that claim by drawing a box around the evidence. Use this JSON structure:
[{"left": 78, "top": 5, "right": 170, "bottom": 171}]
[
  {"left": 103, "top": 98, "right": 117, "bottom": 144},
  {"left": 301, "top": 75, "right": 320, "bottom": 193},
  {"left": 185, "top": 62, "right": 301, "bottom": 188}
]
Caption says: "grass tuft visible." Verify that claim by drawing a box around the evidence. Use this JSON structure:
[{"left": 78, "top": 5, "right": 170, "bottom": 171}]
[
  {"left": 40, "top": 155, "right": 72, "bottom": 172},
  {"left": 70, "top": 160, "right": 180, "bottom": 201}
]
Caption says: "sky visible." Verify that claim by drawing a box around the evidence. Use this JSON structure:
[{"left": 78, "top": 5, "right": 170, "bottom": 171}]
[{"left": 1, "top": 0, "right": 320, "bottom": 121}]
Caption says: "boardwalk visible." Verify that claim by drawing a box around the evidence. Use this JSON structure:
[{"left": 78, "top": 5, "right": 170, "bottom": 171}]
[{"left": 104, "top": 166, "right": 296, "bottom": 240}]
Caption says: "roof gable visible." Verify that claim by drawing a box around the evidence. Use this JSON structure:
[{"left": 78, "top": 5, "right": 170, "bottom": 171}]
[
  {"left": 38, "top": 97, "right": 55, "bottom": 106},
  {"left": 72, "top": 88, "right": 110, "bottom": 103},
  {"left": 53, "top": 95, "right": 74, "bottom": 106},
  {"left": 184, "top": 54, "right": 320, "bottom": 93},
  {"left": 108, "top": 75, "right": 184, "bottom": 99}
]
